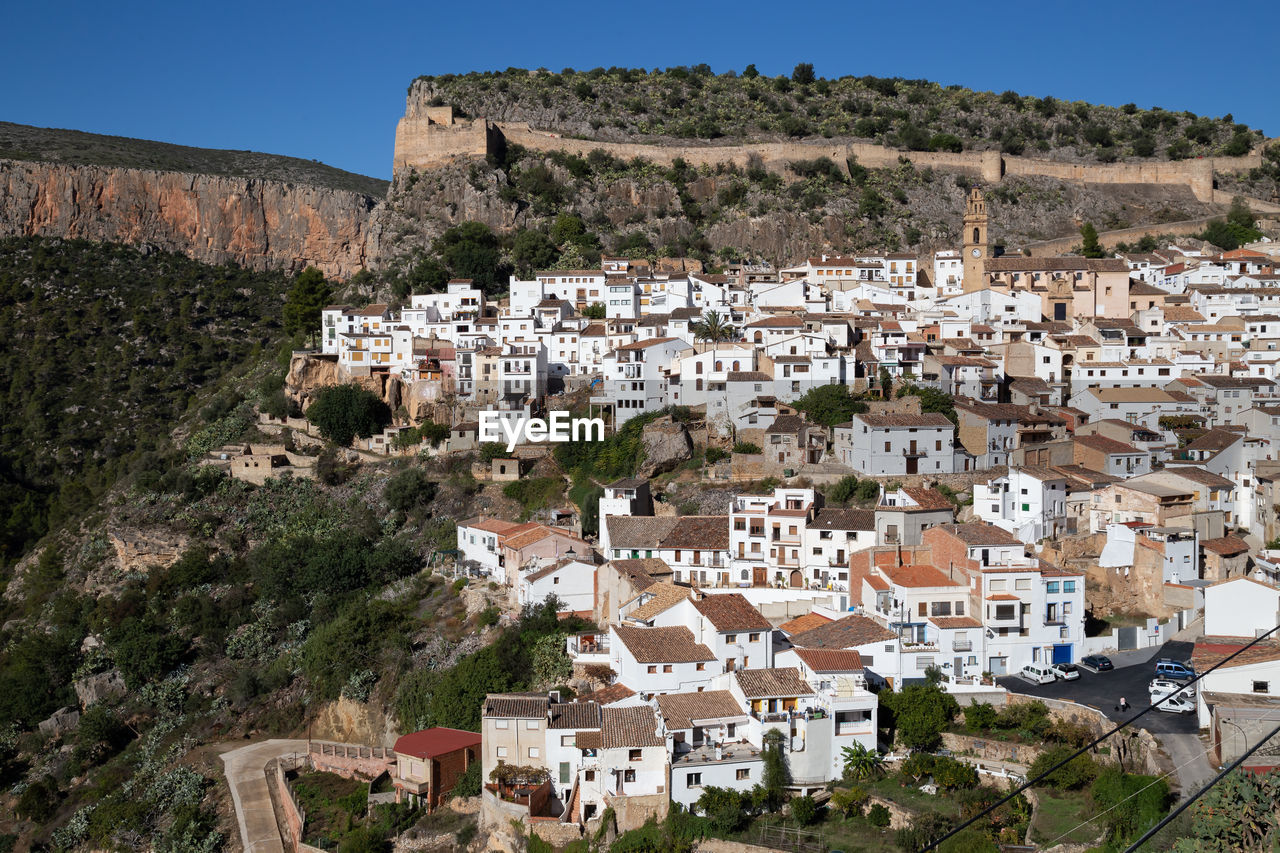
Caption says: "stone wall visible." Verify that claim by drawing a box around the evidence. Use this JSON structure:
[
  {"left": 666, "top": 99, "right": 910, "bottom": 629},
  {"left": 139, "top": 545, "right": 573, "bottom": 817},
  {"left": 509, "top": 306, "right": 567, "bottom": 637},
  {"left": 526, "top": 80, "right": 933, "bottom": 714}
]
[
  {"left": 392, "top": 106, "right": 1266, "bottom": 207},
  {"left": 608, "top": 791, "right": 670, "bottom": 832}
]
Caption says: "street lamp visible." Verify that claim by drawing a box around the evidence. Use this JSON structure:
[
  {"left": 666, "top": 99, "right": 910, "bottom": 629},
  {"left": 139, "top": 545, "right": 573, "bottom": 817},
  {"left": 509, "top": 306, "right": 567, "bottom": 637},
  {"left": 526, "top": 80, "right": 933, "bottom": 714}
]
[{"left": 1221, "top": 718, "right": 1249, "bottom": 761}]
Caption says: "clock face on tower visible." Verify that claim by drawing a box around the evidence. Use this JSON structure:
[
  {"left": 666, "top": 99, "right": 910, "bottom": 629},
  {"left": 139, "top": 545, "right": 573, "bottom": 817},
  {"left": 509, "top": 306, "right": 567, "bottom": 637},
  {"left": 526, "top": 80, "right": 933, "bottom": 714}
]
[{"left": 971, "top": 248, "right": 981, "bottom": 258}]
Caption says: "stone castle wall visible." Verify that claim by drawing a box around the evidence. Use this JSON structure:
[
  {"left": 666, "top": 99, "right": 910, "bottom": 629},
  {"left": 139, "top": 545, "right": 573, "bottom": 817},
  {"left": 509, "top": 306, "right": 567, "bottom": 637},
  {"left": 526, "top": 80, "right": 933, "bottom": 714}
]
[{"left": 392, "top": 104, "right": 1266, "bottom": 205}]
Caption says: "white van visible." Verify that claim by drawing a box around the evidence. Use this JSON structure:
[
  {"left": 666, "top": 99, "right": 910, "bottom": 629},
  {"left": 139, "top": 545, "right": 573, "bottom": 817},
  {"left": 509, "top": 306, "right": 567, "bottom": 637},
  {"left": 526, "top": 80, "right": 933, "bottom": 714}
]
[
  {"left": 1020, "top": 663, "right": 1056, "bottom": 685},
  {"left": 1154, "top": 693, "right": 1195, "bottom": 714}
]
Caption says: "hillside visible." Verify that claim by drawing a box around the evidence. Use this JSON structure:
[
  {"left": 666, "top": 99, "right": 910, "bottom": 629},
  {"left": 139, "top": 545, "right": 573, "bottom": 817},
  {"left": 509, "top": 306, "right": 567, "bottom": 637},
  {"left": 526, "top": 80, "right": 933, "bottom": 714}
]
[
  {"left": 413, "top": 67, "right": 1265, "bottom": 163},
  {"left": 0, "top": 237, "right": 288, "bottom": 562},
  {"left": 0, "top": 121, "right": 388, "bottom": 196}
]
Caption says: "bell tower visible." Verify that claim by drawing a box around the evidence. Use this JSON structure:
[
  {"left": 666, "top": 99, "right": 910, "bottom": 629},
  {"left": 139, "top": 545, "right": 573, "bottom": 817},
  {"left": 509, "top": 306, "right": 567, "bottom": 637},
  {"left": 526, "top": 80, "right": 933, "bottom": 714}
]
[{"left": 962, "top": 187, "right": 989, "bottom": 293}]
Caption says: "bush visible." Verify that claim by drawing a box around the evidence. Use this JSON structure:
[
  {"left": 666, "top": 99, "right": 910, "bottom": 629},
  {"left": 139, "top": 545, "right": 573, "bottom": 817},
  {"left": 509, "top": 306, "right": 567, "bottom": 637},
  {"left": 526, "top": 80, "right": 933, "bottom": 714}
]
[
  {"left": 827, "top": 475, "right": 859, "bottom": 504},
  {"left": 1030, "top": 744, "right": 1098, "bottom": 790},
  {"left": 306, "top": 385, "right": 393, "bottom": 447},
  {"left": 15, "top": 777, "right": 58, "bottom": 823},
  {"left": 732, "top": 441, "right": 762, "bottom": 454},
  {"left": 384, "top": 467, "right": 437, "bottom": 513},
  {"left": 895, "top": 813, "right": 954, "bottom": 851},
  {"left": 705, "top": 447, "right": 729, "bottom": 464},
  {"left": 881, "top": 684, "right": 959, "bottom": 750},
  {"left": 790, "top": 794, "right": 819, "bottom": 825},
  {"left": 867, "top": 803, "right": 891, "bottom": 827},
  {"left": 964, "top": 702, "right": 998, "bottom": 732}
]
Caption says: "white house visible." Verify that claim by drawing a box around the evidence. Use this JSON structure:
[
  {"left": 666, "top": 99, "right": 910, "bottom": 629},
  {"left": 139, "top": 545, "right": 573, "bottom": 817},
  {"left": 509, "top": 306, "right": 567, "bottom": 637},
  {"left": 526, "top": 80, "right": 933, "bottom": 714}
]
[
  {"left": 974, "top": 466, "right": 1070, "bottom": 543},
  {"left": 835, "top": 413, "right": 956, "bottom": 476}
]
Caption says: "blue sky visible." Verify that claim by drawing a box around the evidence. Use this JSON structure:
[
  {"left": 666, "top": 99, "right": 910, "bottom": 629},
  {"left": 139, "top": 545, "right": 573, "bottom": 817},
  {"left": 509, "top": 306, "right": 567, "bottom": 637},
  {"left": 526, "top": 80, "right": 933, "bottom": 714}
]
[{"left": 2, "top": 0, "right": 1275, "bottom": 181}]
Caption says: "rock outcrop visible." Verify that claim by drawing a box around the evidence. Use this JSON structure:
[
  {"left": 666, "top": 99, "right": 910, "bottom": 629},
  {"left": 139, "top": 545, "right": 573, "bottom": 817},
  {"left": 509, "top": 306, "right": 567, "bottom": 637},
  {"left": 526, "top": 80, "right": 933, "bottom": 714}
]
[
  {"left": 638, "top": 418, "right": 694, "bottom": 477},
  {"left": 0, "top": 159, "right": 378, "bottom": 278}
]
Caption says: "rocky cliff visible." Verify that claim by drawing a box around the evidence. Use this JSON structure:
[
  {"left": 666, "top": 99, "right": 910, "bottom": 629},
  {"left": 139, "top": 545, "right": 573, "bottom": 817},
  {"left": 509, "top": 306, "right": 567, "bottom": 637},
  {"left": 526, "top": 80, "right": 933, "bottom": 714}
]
[{"left": 0, "top": 159, "right": 380, "bottom": 279}]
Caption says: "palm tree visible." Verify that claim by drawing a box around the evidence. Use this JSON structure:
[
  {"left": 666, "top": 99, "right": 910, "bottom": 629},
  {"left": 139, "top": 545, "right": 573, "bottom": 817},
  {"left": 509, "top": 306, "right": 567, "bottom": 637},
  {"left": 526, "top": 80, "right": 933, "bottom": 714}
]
[
  {"left": 841, "top": 743, "right": 885, "bottom": 781},
  {"left": 691, "top": 310, "right": 738, "bottom": 438}
]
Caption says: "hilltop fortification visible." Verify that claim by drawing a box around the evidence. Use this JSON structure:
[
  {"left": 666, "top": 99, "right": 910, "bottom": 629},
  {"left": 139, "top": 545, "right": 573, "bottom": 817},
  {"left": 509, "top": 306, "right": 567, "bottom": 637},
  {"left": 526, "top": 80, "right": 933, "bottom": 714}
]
[{"left": 393, "top": 105, "right": 1264, "bottom": 205}]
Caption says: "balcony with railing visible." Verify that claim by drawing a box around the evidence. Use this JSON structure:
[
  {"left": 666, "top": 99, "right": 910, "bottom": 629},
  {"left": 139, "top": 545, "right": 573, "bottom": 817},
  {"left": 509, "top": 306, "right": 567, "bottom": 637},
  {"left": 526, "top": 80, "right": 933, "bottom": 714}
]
[{"left": 566, "top": 633, "right": 610, "bottom": 664}]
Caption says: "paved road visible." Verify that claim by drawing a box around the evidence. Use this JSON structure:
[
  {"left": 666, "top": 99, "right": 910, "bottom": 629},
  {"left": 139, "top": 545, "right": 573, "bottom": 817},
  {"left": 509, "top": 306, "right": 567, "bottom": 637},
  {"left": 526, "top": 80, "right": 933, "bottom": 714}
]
[
  {"left": 998, "top": 640, "right": 1218, "bottom": 797},
  {"left": 998, "top": 640, "right": 1197, "bottom": 735},
  {"left": 219, "top": 739, "right": 308, "bottom": 853}
]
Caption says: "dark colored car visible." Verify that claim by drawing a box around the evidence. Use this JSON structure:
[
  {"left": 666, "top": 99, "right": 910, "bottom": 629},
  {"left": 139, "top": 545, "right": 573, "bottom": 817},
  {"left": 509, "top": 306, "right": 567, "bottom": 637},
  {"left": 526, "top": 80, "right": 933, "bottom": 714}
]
[{"left": 1081, "top": 655, "right": 1114, "bottom": 672}]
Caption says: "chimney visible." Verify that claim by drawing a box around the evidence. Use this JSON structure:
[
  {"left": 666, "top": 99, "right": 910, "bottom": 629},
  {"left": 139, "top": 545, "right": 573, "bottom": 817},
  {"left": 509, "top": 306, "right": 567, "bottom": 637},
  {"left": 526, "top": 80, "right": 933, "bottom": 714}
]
[{"left": 715, "top": 744, "right": 723, "bottom": 760}]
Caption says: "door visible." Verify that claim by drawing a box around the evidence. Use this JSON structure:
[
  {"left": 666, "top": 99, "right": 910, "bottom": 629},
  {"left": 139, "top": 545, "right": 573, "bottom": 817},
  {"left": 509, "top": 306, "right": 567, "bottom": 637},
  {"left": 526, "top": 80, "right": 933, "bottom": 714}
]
[
  {"left": 954, "top": 656, "right": 963, "bottom": 674},
  {"left": 1054, "top": 302, "right": 1067, "bottom": 321},
  {"left": 789, "top": 570, "right": 803, "bottom": 588},
  {"left": 1052, "top": 644, "right": 1073, "bottom": 664},
  {"left": 906, "top": 457, "right": 918, "bottom": 474},
  {"left": 753, "top": 566, "right": 766, "bottom": 587},
  {"left": 988, "top": 656, "right": 1008, "bottom": 676}
]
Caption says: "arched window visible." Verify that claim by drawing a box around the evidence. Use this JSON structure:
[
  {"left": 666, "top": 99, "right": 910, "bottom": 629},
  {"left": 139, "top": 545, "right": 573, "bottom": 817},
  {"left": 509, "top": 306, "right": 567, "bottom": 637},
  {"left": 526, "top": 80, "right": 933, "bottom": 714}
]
[
  {"left": 973, "top": 227, "right": 981, "bottom": 244},
  {"left": 733, "top": 361, "right": 741, "bottom": 370},
  {"left": 754, "top": 332, "right": 763, "bottom": 343},
  {"left": 741, "top": 569, "right": 750, "bottom": 581},
  {"left": 715, "top": 361, "right": 723, "bottom": 371}
]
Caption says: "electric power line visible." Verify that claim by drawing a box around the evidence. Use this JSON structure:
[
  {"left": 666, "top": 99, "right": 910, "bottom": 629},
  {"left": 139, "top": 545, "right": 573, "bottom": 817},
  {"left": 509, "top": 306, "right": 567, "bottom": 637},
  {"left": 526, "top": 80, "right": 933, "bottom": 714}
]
[
  {"left": 921, "top": 621, "right": 1280, "bottom": 851},
  {"left": 1123, "top": 720, "right": 1280, "bottom": 852}
]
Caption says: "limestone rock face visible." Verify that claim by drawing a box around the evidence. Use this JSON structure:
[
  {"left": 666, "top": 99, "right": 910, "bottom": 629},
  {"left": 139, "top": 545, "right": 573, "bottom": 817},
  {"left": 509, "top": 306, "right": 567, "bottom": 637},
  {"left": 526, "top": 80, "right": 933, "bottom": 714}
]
[
  {"left": 74, "top": 669, "right": 127, "bottom": 708},
  {"left": 38, "top": 706, "right": 80, "bottom": 738},
  {"left": 0, "top": 159, "right": 378, "bottom": 278},
  {"left": 637, "top": 418, "right": 693, "bottom": 478},
  {"left": 285, "top": 353, "right": 345, "bottom": 411},
  {"left": 310, "top": 697, "right": 397, "bottom": 748}
]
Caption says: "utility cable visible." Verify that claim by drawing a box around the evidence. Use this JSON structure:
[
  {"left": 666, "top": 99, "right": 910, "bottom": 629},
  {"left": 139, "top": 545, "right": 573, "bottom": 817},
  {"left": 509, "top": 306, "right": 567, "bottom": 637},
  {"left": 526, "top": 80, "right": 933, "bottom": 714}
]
[
  {"left": 921, "top": 622, "right": 1280, "bottom": 851},
  {"left": 1122, "top": 720, "right": 1280, "bottom": 852}
]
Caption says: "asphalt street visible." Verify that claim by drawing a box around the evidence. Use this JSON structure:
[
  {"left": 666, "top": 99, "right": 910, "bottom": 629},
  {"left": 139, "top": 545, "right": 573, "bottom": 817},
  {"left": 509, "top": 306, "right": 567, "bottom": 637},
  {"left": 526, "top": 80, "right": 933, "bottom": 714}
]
[{"left": 998, "top": 640, "right": 1198, "bottom": 736}]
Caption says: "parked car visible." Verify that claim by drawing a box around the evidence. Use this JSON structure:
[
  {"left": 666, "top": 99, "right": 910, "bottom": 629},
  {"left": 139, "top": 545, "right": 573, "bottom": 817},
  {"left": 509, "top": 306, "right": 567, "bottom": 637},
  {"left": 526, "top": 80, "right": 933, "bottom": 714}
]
[
  {"left": 1020, "top": 663, "right": 1056, "bottom": 685},
  {"left": 1155, "top": 659, "right": 1195, "bottom": 681},
  {"left": 1149, "top": 678, "right": 1194, "bottom": 699},
  {"left": 1050, "top": 663, "right": 1081, "bottom": 681},
  {"left": 1080, "top": 655, "right": 1113, "bottom": 672},
  {"left": 1154, "top": 693, "right": 1195, "bottom": 714}
]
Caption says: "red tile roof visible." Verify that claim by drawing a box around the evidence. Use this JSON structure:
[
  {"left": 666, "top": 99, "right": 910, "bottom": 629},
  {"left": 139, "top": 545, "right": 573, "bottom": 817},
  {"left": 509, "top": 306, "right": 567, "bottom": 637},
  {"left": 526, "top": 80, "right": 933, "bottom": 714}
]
[
  {"left": 793, "top": 648, "right": 865, "bottom": 673},
  {"left": 394, "top": 727, "right": 482, "bottom": 760}
]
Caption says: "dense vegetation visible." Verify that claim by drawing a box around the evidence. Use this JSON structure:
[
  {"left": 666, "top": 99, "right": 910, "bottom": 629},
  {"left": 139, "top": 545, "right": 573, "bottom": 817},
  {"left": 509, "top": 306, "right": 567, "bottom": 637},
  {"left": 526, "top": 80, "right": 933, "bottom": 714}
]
[
  {"left": 0, "top": 121, "right": 388, "bottom": 197},
  {"left": 415, "top": 66, "right": 1262, "bottom": 163},
  {"left": 0, "top": 237, "right": 289, "bottom": 563}
]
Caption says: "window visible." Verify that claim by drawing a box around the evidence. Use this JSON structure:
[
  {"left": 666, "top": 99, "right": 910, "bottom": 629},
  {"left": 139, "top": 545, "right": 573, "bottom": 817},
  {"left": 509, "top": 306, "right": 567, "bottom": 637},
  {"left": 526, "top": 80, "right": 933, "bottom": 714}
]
[
  {"left": 749, "top": 633, "right": 761, "bottom": 642},
  {"left": 624, "top": 769, "right": 636, "bottom": 782},
  {"left": 561, "top": 735, "right": 575, "bottom": 747},
  {"left": 1015, "top": 578, "right": 1031, "bottom": 590},
  {"left": 663, "top": 664, "right": 673, "bottom": 673},
  {"left": 1046, "top": 581, "right": 1060, "bottom": 594},
  {"left": 526, "top": 720, "right": 539, "bottom": 730},
  {"left": 917, "top": 656, "right": 935, "bottom": 671},
  {"left": 647, "top": 665, "right": 657, "bottom": 674},
  {"left": 696, "top": 662, "right": 705, "bottom": 671},
  {"left": 736, "top": 768, "right": 751, "bottom": 780},
  {"left": 528, "top": 747, "right": 540, "bottom": 758},
  {"left": 560, "top": 762, "right": 571, "bottom": 784},
  {"left": 496, "top": 746, "right": 508, "bottom": 757},
  {"left": 628, "top": 749, "right": 642, "bottom": 762},
  {"left": 687, "top": 772, "right": 703, "bottom": 787},
  {"left": 726, "top": 634, "right": 738, "bottom": 643},
  {"left": 1063, "top": 580, "right": 1076, "bottom": 593},
  {"left": 1254, "top": 681, "right": 1270, "bottom": 693},
  {"left": 495, "top": 720, "right": 509, "bottom": 729}
]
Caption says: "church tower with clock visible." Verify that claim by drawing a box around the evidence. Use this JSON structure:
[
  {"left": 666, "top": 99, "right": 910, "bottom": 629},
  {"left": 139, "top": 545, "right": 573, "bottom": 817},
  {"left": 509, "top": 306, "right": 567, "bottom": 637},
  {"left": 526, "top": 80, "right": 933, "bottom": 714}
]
[{"left": 961, "top": 186, "right": 989, "bottom": 293}]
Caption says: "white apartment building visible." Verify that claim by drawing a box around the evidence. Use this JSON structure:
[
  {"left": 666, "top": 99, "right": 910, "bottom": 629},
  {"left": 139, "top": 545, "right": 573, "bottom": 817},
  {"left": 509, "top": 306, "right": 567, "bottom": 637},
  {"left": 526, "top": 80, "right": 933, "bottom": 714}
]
[
  {"left": 835, "top": 413, "right": 956, "bottom": 476},
  {"left": 974, "top": 466, "right": 1070, "bottom": 543}
]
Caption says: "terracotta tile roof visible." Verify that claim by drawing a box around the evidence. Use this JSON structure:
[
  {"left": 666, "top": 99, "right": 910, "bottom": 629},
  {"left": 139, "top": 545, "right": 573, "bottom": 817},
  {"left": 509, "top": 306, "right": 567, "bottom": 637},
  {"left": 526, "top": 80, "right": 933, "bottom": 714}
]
[
  {"left": 548, "top": 702, "right": 601, "bottom": 729},
  {"left": 1163, "top": 306, "right": 1205, "bottom": 322},
  {"left": 985, "top": 257, "right": 1128, "bottom": 272},
  {"left": 1051, "top": 465, "right": 1123, "bottom": 487},
  {"left": 1184, "top": 430, "right": 1243, "bottom": 453},
  {"left": 892, "top": 487, "right": 955, "bottom": 512},
  {"left": 1201, "top": 536, "right": 1250, "bottom": 556},
  {"left": 792, "top": 648, "right": 865, "bottom": 673},
  {"left": 394, "top": 727, "right": 482, "bottom": 760},
  {"left": 462, "top": 517, "right": 525, "bottom": 536},
  {"left": 609, "top": 558, "right": 673, "bottom": 583},
  {"left": 617, "top": 336, "right": 681, "bottom": 351},
  {"left": 661, "top": 516, "right": 731, "bottom": 550},
  {"left": 503, "top": 526, "right": 589, "bottom": 552},
  {"left": 575, "top": 683, "right": 635, "bottom": 706},
  {"left": 524, "top": 557, "right": 591, "bottom": 584},
  {"left": 986, "top": 593, "right": 1021, "bottom": 601},
  {"left": 656, "top": 690, "right": 745, "bottom": 729},
  {"left": 810, "top": 508, "right": 875, "bottom": 531},
  {"left": 1156, "top": 467, "right": 1235, "bottom": 489},
  {"left": 745, "top": 316, "right": 806, "bottom": 327},
  {"left": 882, "top": 563, "right": 965, "bottom": 588},
  {"left": 606, "top": 516, "right": 680, "bottom": 549},
  {"left": 1192, "top": 639, "right": 1280, "bottom": 672},
  {"left": 601, "top": 706, "right": 664, "bottom": 749},
  {"left": 936, "top": 523, "right": 1023, "bottom": 547},
  {"left": 625, "top": 582, "right": 691, "bottom": 622},
  {"left": 856, "top": 412, "right": 954, "bottom": 428},
  {"left": 691, "top": 593, "right": 772, "bottom": 632},
  {"left": 575, "top": 730, "right": 602, "bottom": 749},
  {"left": 790, "top": 614, "right": 897, "bottom": 649},
  {"left": 930, "top": 616, "right": 983, "bottom": 629},
  {"left": 767, "top": 414, "right": 807, "bottom": 434},
  {"left": 734, "top": 667, "right": 816, "bottom": 699},
  {"left": 778, "top": 613, "right": 833, "bottom": 635},
  {"left": 613, "top": 624, "right": 716, "bottom": 663},
  {"left": 483, "top": 693, "right": 550, "bottom": 718},
  {"left": 1074, "top": 434, "right": 1142, "bottom": 455}
]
